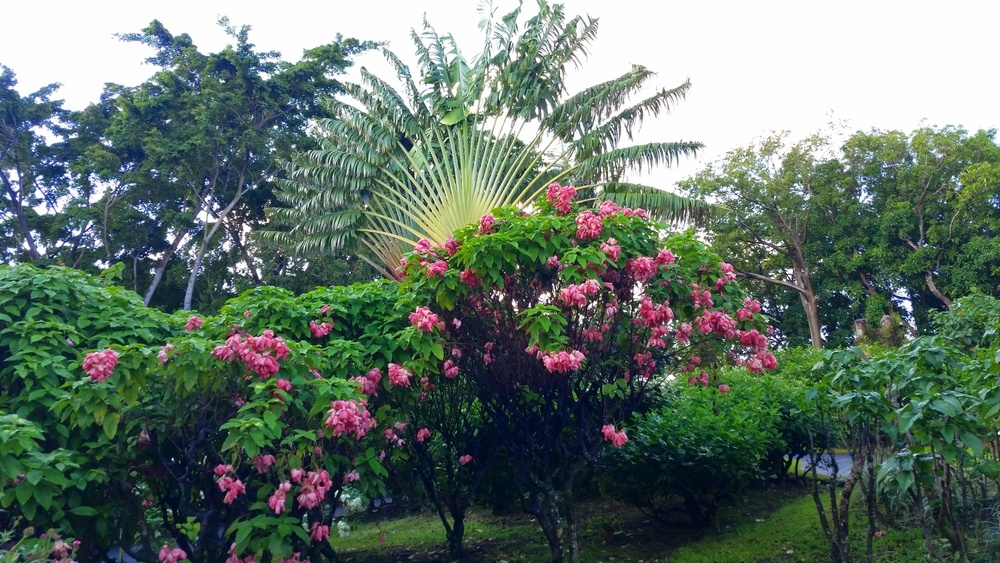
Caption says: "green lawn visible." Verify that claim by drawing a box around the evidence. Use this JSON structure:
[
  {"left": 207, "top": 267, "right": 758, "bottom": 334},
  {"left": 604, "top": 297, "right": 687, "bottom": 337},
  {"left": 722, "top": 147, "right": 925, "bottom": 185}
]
[{"left": 330, "top": 483, "right": 949, "bottom": 562}]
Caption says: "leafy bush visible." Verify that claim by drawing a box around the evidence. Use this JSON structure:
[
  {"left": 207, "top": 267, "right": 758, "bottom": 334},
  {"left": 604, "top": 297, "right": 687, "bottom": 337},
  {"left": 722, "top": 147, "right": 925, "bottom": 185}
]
[{"left": 604, "top": 378, "right": 781, "bottom": 526}]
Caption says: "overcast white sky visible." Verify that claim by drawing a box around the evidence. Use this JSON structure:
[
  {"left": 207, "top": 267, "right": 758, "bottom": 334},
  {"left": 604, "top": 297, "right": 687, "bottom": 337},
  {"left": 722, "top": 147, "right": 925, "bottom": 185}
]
[{"left": 3, "top": 0, "right": 998, "bottom": 188}]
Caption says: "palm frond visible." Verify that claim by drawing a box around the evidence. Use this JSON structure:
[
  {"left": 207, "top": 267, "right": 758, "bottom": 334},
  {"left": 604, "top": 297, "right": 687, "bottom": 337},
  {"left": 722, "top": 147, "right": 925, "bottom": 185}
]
[
  {"left": 575, "top": 141, "right": 703, "bottom": 181},
  {"left": 599, "top": 182, "right": 716, "bottom": 226}
]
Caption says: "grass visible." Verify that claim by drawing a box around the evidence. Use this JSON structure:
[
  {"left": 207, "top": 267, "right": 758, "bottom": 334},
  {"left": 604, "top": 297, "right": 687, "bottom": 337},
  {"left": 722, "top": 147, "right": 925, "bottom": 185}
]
[{"left": 330, "top": 482, "right": 944, "bottom": 562}]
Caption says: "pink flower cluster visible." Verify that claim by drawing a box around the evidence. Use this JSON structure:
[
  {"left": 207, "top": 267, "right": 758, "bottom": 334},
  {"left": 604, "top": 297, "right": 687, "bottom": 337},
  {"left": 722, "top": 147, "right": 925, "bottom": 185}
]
[
  {"left": 309, "top": 320, "right": 333, "bottom": 338},
  {"left": 413, "top": 238, "right": 433, "bottom": 254},
  {"left": 690, "top": 287, "right": 714, "bottom": 310},
  {"left": 443, "top": 359, "right": 460, "bottom": 378},
  {"left": 602, "top": 424, "right": 628, "bottom": 448},
  {"left": 83, "top": 349, "right": 119, "bottom": 382},
  {"left": 542, "top": 349, "right": 586, "bottom": 373},
  {"left": 350, "top": 367, "right": 382, "bottom": 395},
  {"left": 310, "top": 521, "right": 330, "bottom": 542},
  {"left": 460, "top": 269, "right": 480, "bottom": 287},
  {"left": 409, "top": 306, "right": 443, "bottom": 332},
  {"left": 268, "top": 481, "right": 291, "bottom": 514},
  {"left": 736, "top": 298, "right": 762, "bottom": 321},
  {"left": 159, "top": 545, "right": 187, "bottom": 563},
  {"left": 559, "top": 279, "right": 601, "bottom": 307},
  {"left": 656, "top": 249, "right": 676, "bottom": 265},
  {"left": 416, "top": 428, "right": 431, "bottom": 443},
  {"left": 626, "top": 256, "right": 657, "bottom": 282},
  {"left": 575, "top": 210, "right": 604, "bottom": 240},
  {"left": 214, "top": 464, "right": 246, "bottom": 504},
  {"left": 157, "top": 343, "right": 174, "bottom": 365},
  {"left": 459, "top": 454, "right": 473, "bottom": 465},
  {"left": 427, "top": 260, "right": 449, "bottom": 277},
  {"left": 715, "top": 262, "right": 737, "bottom": 291},
  {"left": 479, "top": 214, "right": 496, "bottom": 233},
  {"left": 695, "top": 310, "right": 738, "bottom": 339},
  {"left": 599, "top": 238, "right": 621, "bottom": 261},
  {"left": 325, "top": 399, "right": 375, "bottom": 440},
  {"left": 184, "top": 315, "right": 202, "bottom": 332},
  {"left": 252, "top": 454, "right": 276, "bottom": 474},
  {"left": 637, "top": 296, "right": 674, "bottom": 327},
  {"left": 688, "top": 370, "right": 710, "bottom": 387},
  {"left": 211, "top": 330, "right": 291, "bottom": 379},
  {"left": 597, "top": 200, "right": 621, "bottom": 216},
  {"left": 387, "top": 363, "right": 412, "bottom": 387},
  {"left": 292, "top": 468, "right": 333, "bottom": 510},
  {"left": 547, "top": 182, "right": 576, "bottom": 213}
]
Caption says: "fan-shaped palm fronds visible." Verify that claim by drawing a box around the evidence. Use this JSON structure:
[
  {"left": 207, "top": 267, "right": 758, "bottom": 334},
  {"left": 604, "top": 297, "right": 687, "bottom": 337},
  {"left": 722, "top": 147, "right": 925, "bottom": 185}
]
[{"left": 264, "top": 0, "right": 712, "bottom": 277}]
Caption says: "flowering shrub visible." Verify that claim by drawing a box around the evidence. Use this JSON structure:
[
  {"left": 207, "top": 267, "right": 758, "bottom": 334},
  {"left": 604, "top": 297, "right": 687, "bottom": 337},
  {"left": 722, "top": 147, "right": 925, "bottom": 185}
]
[{"left": 396, "top": 185, "right": 774, "bottom": 560}]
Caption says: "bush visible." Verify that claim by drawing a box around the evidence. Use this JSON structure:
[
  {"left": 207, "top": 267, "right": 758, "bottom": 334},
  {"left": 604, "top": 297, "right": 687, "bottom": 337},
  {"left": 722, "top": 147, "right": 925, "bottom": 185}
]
[{"left": 604, "top": 377, "right": 781, "bottom": 526}]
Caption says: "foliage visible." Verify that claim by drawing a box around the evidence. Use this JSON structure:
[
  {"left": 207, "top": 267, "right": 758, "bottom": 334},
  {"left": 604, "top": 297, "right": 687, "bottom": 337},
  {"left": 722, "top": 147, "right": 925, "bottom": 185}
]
[
  {"left": 605, "top": 378, "right": 780, "bottom": 526},
  {"left": 682, "top": 126, "right": 1000, "bottom": 347},
  {"left": 394, "top": 186, "right": 773, "bottom": 561},
  {"left": 805, "top": 325, "right": 1000, "bottom": 562},
  {"left": 268, "top": 1, "right": 707, "bottom": 275}
]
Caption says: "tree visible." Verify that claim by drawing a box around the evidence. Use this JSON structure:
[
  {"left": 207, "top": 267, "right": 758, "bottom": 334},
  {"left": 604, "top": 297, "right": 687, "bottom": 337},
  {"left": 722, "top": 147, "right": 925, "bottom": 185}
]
[
  {"left": 842, "top": 126, "right": 1000, "bottom": 322},
  {"left": 75, "top": 19, "right": 374, "bottom": 310},
  {"left": 395, "top": 187, "right": 773, "bottom": 562},
  {"left": 0, "top": 66, "right": 72, "bottom": 264},
  {"left": 268, "top": 1, "right": 707, "bottom": 276},
  {"left": 680, "top": 133, "right": 851, "bottom": 348}
]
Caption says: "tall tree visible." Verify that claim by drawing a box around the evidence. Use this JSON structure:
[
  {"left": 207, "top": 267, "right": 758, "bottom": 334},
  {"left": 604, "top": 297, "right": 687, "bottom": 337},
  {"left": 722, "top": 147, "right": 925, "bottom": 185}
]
[
  {"left": 842, "top": 126, "right": 1000, "bottom": 321},
  {"left": 680, "top": 133, "right": 848, "bottom": 348},
  {"left": 79, "top": 19, "right": 374, "bottom": 310},
  {"left": 268, "top": 1, "right": 707, "bottom": 276},
  {"left": 0, "top": 66, "right": 72, "bottom": 263}
]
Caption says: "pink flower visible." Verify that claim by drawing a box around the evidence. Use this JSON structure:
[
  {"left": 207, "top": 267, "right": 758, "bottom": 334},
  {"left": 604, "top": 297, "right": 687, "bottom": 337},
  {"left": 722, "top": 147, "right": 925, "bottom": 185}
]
[
  {"left": 159, "top": 545, "right": 188, "bottom": 563},
  {"left": 309, "top": 320, "right": 334, "bottom": 338},
  {"left": 351, "top": 367, "right": 382, "bottom": 395},
  {"left": 275, "top": 378, "right": 292, "bottom": 392},
  {"left": 417, "top": 428, "right": 431, "bottom": 443},
  {"left": 601, "top": 424, "right": 629, "bottom": 448},
  {"left": 479, "top": 214, "right": 496, "bottom": 233},
  {"left": 226, "top": 543, "right": 256, "bottom": 563},
  {"left": 443, "top": 359, "right": 460, "bottom": 378},
  {"left": 325, "top": 399, "right": 375, "bottom": 440},
  {"left": 427, "top": 260, "right": 449, "bottom": 277},
  {"left": 343, "top": 470, "right": 360, "bottom": 483},
  {"left": 655, "top": 249, "right": 676, "bottom": 265},
  {"left": 545, "top": 255, "right": 560, "bottom": 269},
  {"left": 296, "top": 470, "right": 333, "bottom": 510},
  {"left": 409, "top": 306, "right": 440, "bottom": 332},
  {"left": 321, "top": 305, "right": 333, "bottom": 315},
  {"left": 157, "top": 343, "right": 174, "bottom": 365},
  {"left": 185, "top": 316, "right": 202, "bottom": 332},
  {"left": 83, "top": 349, "right": 119, "bottom": 382},
  {"left": 387, "top": 363, "right": 412, "bottom": 387},
  {"left": 252, "top": 454, "right": 276, "bottom": 474},
  {"left": 547, "top": 182, "right": 576, "bottom": 213},
  {"left": 458, "top": 454, "right": 473, "bottom": 465},
  {"left": 268, "top": 481, "right": 291, "bottom": 514},
  {"left": 718, "top": 384, "right": 730, "bottom": 394},
  {"left": 597, "top": 200, "right": 622, "bottom": 217},
  {"left": 459, "top": 269, "right": 480, "bottom": 286},
  {"left": 541, "top": 350, "right": 586, "bottom": 373},
  {"left": 214, "top": 464, "right": 234, "bottom": 476},
  {"left": 310, "top": 522, "right": 330, "bottom": 542},
  {"left": 599, "top": 238, "right": 621, "bottom": 261},
  {"left": 413, "top": 238, "right": 433, "bottom": 254},
  {"left": 217, "top": 477, "right": 245, "bottom": 504},
  {"left": 575, "top": 210, "right": 604, "bottom": 240},
  {"left": 443, "top": 235, "right": 460, "bottom": 256},
  {"left": 626, "top": 257, "right": 657, "bottom": 282}
]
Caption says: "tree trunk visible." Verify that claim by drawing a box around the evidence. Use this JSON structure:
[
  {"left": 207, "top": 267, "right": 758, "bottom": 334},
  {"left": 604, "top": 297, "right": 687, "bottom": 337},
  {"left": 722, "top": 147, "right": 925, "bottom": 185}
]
[
  {"left": 143, "top": 230, "right": 187, "bottom": 306},
  {"left": 924, "top": 269, "right": 953, "bottom": 310}
]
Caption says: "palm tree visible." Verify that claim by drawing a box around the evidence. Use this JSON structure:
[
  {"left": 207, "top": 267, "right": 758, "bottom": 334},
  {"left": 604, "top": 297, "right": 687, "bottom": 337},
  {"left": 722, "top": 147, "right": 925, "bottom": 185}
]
[{"left": 265, "top": 1, "right": 708, "bottom": 276}]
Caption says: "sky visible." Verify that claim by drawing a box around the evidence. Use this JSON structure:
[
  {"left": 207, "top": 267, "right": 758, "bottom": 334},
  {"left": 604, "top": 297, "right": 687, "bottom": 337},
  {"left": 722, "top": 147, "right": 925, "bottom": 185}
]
[{"left": 3, "top": 0, "right": 998, "bottom": 188}]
